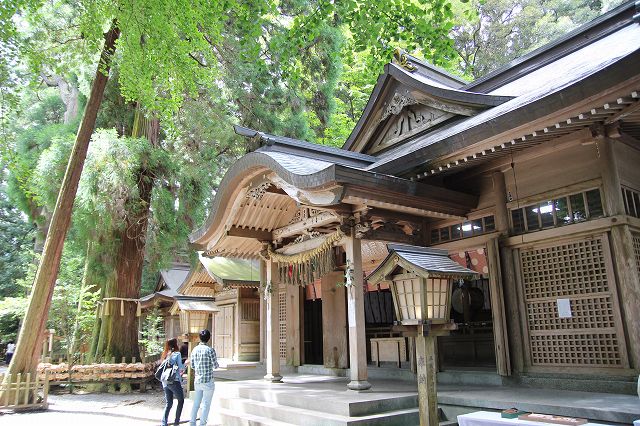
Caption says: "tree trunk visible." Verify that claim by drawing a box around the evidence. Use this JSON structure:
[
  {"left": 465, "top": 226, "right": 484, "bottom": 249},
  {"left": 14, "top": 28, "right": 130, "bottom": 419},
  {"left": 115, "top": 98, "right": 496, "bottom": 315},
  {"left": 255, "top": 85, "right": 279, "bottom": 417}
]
[
  {"left": 41, "top": 74, "right": 81, "bottom": 124},
  {"left": 4, "top": 23, "right": 120, "bottom": 389},
  {"left": 93, "top": 110, "right": 159, "bottom": 362}
]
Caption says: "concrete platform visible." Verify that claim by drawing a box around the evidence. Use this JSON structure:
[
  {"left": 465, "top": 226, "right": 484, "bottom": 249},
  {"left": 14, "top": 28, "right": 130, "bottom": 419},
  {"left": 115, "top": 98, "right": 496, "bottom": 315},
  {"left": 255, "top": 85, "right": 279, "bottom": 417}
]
[{"left": 211, "top": 367, "right": 640, "bottom": 425}]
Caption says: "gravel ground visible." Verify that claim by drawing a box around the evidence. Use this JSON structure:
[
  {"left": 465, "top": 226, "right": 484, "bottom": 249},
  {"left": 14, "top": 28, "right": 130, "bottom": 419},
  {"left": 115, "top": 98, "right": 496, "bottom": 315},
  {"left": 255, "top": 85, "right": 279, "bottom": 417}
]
[{"left": 0, "top": 385, "right": 222, "bottom": 425}]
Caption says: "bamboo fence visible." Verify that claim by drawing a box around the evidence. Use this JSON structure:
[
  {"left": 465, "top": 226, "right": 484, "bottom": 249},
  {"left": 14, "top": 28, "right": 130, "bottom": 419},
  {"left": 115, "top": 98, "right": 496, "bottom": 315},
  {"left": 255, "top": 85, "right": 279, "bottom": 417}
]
[{"left": 0, "top": 370, "right": 49, "bottom": 411}]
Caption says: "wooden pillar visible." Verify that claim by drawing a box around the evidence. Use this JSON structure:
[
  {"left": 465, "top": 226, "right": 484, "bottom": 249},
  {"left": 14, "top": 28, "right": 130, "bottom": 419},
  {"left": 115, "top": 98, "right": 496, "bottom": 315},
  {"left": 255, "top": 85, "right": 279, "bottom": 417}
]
[
  {"left": 234, "top": 292, "right": 241, "bottom": 361},
  {"left": 259, "top": 260, "right": 266, "bottom": 363},
  {"left": 264, "top": 259, "right": 282, "bottom": 382},
  {"left": 344, "top": 231, "right": 371, "bottom": 390},
  {"left": 286, "top": 284, "right": 301, "bottom": 366},
  {"left": 492, "top": 170, "right": 525, "bottom": 373},
  {"left": 321, "top": 271, "right": 348, "bottom": 369},
  {"left": 415, "top": 334, "right": 438, "bottom": 426},
  {"left": 486, "top": 238, "right": 511, "bottom": 376},
  {"left": 600, "top": 139, "right": 640, "bottom": 368}
]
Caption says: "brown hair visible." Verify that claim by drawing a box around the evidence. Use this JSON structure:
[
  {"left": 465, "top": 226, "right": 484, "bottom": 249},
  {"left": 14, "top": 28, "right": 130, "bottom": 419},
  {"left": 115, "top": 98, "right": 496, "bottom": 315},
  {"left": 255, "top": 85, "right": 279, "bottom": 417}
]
[{"left": 162, "top": 338, "right": 179, "bottom": 360}]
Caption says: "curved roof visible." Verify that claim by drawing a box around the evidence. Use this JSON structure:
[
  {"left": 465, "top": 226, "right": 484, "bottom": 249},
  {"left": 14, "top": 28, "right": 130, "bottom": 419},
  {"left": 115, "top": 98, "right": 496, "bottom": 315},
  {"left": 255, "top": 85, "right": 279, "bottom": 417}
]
[
  {"left": 189, "top": 127, "right": 478, "bottom": 258},
  {"left": 342, "top": 61, "right": 514, "bottom": 153},
  {"left": 367, "top": 21, "right": 640, "bottom": 175},
  {"left": 199, "top": 255, "right": 260, "bottom": 284}
]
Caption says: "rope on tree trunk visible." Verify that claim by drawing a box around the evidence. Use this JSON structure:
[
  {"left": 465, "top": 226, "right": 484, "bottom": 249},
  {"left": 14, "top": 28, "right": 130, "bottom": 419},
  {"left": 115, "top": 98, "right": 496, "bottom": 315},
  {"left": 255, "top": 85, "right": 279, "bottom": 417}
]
[{"left": 97, "top": 297, "right": 142, "bottom": 317}]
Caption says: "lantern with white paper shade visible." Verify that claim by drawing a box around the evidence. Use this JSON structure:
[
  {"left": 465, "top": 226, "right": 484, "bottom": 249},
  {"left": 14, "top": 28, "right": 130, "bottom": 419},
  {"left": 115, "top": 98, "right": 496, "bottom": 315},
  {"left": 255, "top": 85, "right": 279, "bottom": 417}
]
[
  {"left": 367, "top": 244, "right": 477, "bottom": 426},
  {"left": 368, "top": 245, "right": 474, "bottom": 326},
  {"left": 170, "top": 296, "right": 220, "bottom": 334}
]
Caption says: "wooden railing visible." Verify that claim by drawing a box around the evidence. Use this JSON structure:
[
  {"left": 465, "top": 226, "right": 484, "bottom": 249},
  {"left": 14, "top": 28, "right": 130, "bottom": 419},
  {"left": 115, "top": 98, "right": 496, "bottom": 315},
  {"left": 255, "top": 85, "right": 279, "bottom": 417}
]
[{"left": 0, "top": 371, "right": 49, "bottom": 411}]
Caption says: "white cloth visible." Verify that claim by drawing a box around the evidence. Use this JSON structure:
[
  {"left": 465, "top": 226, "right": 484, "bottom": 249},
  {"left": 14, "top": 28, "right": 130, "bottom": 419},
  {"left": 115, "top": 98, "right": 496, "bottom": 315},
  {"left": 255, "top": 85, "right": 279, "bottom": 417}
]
[
  {"left": 457, "top": 411, "right": 611, "bottom": 426},
  {"left": 6, "top": 343, "right": 15, "bottom": 354}
]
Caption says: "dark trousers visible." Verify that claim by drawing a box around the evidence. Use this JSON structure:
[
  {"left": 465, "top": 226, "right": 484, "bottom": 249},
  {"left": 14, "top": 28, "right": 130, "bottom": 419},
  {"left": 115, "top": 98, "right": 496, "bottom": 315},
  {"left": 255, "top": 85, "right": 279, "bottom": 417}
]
[
  {"left": 162, "top": 381, "right": 184, "bottom": 426},
  {"left": 5, "top": 353, "right": 13, "bottom": 364}
]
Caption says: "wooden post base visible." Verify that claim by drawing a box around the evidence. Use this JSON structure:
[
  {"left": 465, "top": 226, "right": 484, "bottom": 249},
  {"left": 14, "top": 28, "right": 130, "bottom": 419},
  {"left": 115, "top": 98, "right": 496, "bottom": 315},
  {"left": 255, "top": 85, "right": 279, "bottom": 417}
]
[
  {"left": 263, "top": 373, "right": 283, "bottom": 383},
  {"left": 347, "top": 380, "right": 372, "bottom": 390},
  {"left": 415, "top": 334, "right": 438, "bottom": 426}
]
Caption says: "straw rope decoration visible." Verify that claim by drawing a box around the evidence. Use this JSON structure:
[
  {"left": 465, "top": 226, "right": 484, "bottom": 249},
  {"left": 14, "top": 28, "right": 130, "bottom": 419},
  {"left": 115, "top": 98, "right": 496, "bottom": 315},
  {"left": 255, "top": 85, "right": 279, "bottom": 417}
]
[{"left": 267, "top": 229, "right": 345, "bottom": 287}]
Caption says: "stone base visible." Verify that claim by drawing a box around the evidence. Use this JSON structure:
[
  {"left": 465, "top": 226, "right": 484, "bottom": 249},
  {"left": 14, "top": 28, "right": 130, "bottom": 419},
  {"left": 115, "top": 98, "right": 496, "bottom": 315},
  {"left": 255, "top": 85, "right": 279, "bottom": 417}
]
[
  {"left": 347, "top": 380, "right": 372, "bottom": 390},
  {"left": 264, "top": 373, "right": 283, "bottom": 382}
]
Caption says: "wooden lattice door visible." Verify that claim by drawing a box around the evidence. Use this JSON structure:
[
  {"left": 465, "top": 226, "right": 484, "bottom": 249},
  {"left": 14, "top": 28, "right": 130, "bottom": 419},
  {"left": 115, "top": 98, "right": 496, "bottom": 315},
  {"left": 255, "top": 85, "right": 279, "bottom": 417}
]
[
  {"left": 518, "top": 234, "right": 629, "bottom": 370},
  {"left": 279, "top": 290, "right": 287, "bottom": 361},
  {"left": 215, "top": 305, "right": 234, "bottom": 359}
]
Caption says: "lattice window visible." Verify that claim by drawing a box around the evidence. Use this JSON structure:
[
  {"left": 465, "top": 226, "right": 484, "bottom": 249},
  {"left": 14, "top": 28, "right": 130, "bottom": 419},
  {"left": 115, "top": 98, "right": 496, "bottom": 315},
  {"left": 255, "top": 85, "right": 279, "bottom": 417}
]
[
  {"left": 241, "top": 301, "right": 260, "bottom": 321},
  {"left": 520, "top": 236, "right": 625, "bottom": 367},
  {"left": 632, "top": 233, "right": 640, "bottom": 278},
  {"left": 278, "top": 291, "right": 287, "bottom": 360},
  {"left": 521, "top": 239, "right": 608, "bottom": 300}
]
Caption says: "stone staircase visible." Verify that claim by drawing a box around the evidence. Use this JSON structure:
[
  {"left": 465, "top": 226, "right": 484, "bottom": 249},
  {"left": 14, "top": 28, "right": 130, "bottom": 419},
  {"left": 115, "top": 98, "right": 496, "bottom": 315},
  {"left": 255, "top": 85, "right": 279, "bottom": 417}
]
[{"left": 217, "top": 385, "right": 423, "bottom": 426}]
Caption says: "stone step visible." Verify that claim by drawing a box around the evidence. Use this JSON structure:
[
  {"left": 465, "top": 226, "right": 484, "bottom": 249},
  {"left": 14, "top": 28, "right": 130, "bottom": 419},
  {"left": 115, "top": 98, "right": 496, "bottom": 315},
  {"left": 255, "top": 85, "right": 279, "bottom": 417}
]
[
  {"left": 218, "top": 407, "right": 297, "bottom": 426},
  {"left": 437, "top": 370, "right": 503, "bottom": 387},
  {"left": 512, "top": 373, "right": 638, "bottom": 395},
  {"left": 219, "top": 395, "right": 420, "bottom": 426},
  {"left": 229, "top": 385, "right": 418, "bottom": 417}
]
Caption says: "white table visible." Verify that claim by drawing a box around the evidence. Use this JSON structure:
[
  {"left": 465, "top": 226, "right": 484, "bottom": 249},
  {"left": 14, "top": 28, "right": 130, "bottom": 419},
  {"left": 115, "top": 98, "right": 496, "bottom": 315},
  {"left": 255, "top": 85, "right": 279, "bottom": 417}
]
[{"left": 457, "top": 411, "right": 613, "bottom": 426}]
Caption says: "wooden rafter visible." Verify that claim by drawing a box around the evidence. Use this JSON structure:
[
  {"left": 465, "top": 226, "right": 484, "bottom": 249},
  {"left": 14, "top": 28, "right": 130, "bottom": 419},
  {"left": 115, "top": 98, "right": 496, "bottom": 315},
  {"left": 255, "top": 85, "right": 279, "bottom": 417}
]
[{"left": 226, "top": 226, "right": 272, "bottom": 241}]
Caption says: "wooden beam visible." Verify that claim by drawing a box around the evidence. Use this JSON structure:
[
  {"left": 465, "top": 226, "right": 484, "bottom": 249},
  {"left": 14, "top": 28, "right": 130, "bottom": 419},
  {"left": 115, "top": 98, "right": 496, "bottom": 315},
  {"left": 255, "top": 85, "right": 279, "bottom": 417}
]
[
  {"left": 366, "top": 208, "right": 427, "bottom": 225},
  {"left": 273, "top": 211, "right": 339, "bottom": 241},
  {"left": 226, "top": 226, "right": 272, "bottom": 241}
]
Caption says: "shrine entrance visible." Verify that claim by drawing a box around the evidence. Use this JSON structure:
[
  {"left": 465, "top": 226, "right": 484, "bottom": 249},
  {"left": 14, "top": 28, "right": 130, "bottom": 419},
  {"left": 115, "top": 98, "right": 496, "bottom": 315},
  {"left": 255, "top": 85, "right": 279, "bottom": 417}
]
[{"left": 303, "top": 298, "right": 323, "bottom": 365}]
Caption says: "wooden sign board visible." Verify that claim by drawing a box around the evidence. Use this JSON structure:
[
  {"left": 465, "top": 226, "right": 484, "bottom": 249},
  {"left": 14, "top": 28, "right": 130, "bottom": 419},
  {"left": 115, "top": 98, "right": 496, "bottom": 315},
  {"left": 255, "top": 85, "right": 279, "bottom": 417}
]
[{"left": 518, "top": 413, "right": 588, "bottom": 425}]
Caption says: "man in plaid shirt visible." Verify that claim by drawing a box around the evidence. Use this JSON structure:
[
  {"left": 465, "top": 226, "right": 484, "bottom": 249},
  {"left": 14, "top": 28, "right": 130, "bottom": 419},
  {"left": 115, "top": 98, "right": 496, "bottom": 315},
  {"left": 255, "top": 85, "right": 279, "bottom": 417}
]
[{"left": 189, "top": 329, "right": 219, "bottom": 426}]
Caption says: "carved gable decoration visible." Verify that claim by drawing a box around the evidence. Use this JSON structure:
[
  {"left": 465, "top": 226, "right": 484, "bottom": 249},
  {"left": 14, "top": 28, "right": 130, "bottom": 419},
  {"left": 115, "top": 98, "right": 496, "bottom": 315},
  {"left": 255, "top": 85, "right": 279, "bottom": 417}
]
[{"left": 369, "top": 93, "right": 454, "bottom": 154}]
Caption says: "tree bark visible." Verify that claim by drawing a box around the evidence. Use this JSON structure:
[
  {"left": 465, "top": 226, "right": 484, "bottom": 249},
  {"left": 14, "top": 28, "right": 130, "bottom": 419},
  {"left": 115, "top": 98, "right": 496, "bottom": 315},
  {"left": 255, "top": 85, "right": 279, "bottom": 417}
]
[
  {"left": 4, "top": 23, "right": 120, "bottom": 388},
  {"left": 93, "top": 110, "right": 159, "bottom": 362},
  {"left": 41, "top": 74, "right": 81, "bottom": 124}
]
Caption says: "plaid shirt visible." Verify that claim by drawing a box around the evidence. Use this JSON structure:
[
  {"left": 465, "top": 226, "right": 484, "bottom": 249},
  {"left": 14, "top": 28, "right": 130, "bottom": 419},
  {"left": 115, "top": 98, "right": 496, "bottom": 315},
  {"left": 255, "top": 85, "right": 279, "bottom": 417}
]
[{"left": 190, "top": 342, "right": 219, "bottom": 384}]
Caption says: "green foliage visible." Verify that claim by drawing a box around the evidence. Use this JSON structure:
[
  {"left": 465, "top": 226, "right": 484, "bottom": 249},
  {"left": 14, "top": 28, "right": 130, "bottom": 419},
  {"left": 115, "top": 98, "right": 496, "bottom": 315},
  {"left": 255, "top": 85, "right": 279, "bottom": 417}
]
[
  {"left": 0, "top": 183, "right": 35, "bottom": 297},
  {"left": 450, "top": 0, "right": 627, "bottom": 78},
  {"left": 0, "top": 296, "right": 28, "bottom": 343},
  {"left": 139, "top": 305, "right": 164, "bottom": 357}
]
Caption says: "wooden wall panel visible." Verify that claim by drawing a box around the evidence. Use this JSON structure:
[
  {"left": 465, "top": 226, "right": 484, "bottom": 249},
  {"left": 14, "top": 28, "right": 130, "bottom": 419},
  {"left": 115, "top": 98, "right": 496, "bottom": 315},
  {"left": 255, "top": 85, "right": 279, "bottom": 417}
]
[
  {"left": 505, "top": 144, "right": 600, "bottom": 201},
  {"left": 614, "top": 141, "right": 640, "bottom": 189}
]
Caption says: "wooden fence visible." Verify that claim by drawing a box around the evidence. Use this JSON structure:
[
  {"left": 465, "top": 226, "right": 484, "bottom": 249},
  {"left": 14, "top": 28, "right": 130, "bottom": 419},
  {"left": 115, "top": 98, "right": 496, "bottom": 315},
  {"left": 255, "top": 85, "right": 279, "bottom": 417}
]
[{"left": 0, "top": 371, "right": 49, "bottom": 411}]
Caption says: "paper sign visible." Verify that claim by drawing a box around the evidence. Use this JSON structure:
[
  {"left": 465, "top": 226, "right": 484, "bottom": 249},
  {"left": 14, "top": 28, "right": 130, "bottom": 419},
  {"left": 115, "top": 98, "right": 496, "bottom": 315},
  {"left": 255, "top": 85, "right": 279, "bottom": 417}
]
[{"left": 557, "top": 298, "right": 572, "bottom": 318}]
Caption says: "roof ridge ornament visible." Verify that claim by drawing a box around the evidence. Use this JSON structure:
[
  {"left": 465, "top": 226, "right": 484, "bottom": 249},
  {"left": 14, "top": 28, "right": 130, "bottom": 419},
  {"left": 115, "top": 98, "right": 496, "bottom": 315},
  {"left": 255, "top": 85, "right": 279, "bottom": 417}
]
[{"left": 393, "top": 48, "right": 417, "bottom": 72}]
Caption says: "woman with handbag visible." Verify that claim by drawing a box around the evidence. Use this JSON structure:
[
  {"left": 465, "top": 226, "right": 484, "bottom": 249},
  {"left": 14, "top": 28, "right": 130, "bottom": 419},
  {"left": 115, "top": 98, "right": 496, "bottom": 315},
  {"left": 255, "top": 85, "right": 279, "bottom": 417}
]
[{"left": 160, "top": 338, "right": 186, "bottom": 426}]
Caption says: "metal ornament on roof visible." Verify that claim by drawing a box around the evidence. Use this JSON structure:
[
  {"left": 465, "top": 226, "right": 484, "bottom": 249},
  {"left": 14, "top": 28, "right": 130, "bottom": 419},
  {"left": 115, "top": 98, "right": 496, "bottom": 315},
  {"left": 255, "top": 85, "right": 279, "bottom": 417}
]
[{"left": 393, "top": 48, "right": 417, "bottom": 72}]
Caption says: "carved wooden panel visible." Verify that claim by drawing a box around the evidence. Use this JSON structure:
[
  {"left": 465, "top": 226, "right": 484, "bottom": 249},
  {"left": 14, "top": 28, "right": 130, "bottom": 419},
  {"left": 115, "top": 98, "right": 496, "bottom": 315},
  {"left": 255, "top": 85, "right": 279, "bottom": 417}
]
[
  {"left": 519, "top": 236, "right": 627, "bottom": 368},
  {"left": 279, "top": 290, "right": 287, "bottom": 360},
  {"left": 372, "top": 104, "right": 451, "bottom": 154}
]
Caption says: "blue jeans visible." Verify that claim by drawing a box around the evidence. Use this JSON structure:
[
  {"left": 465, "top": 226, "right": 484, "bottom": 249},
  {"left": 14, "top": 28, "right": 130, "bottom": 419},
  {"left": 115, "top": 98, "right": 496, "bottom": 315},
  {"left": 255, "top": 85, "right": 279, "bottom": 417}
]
[
  {"left": 162, "top": 381, "right": 184, "bottom": 426},
  {"left": 190, "top": 381, "right": 215, "bottom": 426}
]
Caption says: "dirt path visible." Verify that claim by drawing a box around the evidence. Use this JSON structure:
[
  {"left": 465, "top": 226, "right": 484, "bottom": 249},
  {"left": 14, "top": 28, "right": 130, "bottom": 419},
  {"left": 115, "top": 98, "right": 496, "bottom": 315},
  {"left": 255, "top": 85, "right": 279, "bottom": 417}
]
[{"left": 0, "top": 387, "right": 220, "bottom": 425}]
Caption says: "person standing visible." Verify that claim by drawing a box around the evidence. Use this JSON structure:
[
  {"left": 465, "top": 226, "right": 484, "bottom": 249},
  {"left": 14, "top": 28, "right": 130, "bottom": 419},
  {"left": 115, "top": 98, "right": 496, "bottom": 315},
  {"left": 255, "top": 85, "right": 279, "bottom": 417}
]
[
  {"left": 161, "top": 338, "right": 186, "bottom": 426},
  {"left": 189, "top": 329, "right": 219, "bottom": 426},
  {"left": 5, "top": 340, "right": 15, "bottom": 364}
]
